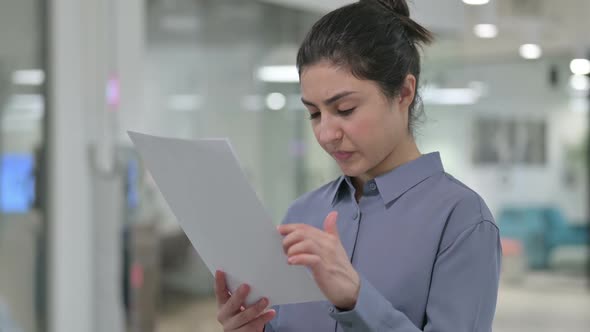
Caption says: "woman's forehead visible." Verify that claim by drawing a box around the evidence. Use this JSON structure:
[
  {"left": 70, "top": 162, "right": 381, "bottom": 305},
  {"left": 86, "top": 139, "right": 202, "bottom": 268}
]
[
  {"left": 300, "top": 67, "right": 380, "bottom": 102},
  {"left": 301, "top": 64, "right": 368, "bottom": 94},
  {"left": 300, "top": 61, "right": 351, "bottom": 79}
]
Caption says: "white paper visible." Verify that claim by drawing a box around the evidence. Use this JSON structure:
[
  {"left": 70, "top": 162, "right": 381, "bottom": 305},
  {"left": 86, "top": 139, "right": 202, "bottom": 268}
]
[{"left": 128, "top": 131, "right": 325, "bottom": 306}]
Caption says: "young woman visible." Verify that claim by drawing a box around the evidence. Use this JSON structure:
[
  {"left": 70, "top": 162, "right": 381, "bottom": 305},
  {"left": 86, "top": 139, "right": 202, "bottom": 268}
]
[{"left": 215, "top": 0, "right": 501, "bottom": 331}]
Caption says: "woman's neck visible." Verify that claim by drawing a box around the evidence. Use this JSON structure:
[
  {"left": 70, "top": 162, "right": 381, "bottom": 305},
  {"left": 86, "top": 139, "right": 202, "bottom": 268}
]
[{"left": 352, "top": 136, "right": 421, "bottom": 201}]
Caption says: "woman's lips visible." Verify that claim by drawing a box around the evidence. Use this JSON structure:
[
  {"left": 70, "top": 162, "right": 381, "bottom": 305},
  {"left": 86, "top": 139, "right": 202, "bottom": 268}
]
[{"left": 333, "top": 151, "right": 354, "bottom": 161}]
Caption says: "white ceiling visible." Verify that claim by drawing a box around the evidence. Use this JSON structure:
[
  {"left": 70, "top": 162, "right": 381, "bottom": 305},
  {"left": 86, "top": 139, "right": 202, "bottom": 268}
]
[
  {"left": 260, "top": 0, "right": 466, "bottom": 33},
  {"left": 259, "top": 0, "right": 590, "bottom": 61}
]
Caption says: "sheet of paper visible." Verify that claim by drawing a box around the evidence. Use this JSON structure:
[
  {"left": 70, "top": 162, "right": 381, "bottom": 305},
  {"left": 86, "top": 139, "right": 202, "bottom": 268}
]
[{"left": 128, "top": 131, "right": 325, "bottom": 306}]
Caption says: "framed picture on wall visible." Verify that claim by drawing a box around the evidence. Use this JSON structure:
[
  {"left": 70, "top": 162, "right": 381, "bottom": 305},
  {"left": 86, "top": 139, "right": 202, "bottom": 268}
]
[{"left": 472, "top": 117, "right": 546, "bottom": 165}]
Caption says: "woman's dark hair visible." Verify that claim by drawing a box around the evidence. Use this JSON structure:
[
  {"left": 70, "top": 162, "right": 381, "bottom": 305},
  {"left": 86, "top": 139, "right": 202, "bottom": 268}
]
[{"left": 297, "top": 0, "right": 433, "bottom": 135}]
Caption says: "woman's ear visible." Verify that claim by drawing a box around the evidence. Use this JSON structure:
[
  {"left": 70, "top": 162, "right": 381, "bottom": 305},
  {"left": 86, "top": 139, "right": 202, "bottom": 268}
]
[{"left": 398, "top": 74, "right": 416, "bottom": 110}]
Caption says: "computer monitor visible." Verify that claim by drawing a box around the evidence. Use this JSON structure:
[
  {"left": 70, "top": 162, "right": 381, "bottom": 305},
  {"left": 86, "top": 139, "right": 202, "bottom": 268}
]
[{"left": 1, "top": 153, "right": 35, "bottom": 213}]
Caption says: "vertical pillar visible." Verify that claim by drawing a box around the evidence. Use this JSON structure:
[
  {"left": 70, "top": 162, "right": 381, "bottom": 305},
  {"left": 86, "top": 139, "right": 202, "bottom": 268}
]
[{"left": 48, "top": 0, "right": 93, "bottom": 330}]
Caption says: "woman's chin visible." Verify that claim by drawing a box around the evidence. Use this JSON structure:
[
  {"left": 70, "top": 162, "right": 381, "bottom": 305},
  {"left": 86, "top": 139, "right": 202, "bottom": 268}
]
[{"left": 338, "top": 163, "right": 366, "bottom": 178}]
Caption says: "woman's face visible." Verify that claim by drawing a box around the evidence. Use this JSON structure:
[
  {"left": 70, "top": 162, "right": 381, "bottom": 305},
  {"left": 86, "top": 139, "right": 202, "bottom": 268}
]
[{"left": 300, "top": 61, "right": 416, "bottom": 180}]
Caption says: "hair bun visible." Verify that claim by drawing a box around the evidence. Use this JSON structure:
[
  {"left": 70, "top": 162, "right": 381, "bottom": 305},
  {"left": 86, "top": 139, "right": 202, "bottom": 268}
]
[
  {"left": 372, "top": 0, "right": 410, "bottom": 18},
  {"left": 361, "top": 0, "right": 433, "bottom": 45}
]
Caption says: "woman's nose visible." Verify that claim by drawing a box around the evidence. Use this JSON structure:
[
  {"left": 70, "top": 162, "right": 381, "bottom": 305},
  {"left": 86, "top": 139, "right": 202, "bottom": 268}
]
[{"left": 317, "top": 115, "right": 343, "bottom": 145}]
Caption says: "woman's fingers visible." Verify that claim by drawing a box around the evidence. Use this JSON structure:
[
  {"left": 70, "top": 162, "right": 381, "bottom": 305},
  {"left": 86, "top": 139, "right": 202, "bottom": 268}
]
[
  {"left": 246, "top": 309, "right": 277, "bottom": 331},
  {"left": 215, "top": 270, "right": 231, "bottom": 308},
  {"left": 224, "top": 297, "right": 270, "bottom": 330},
  {"left": 214, "top": 271, "right": 276, "bottom": 330},
  {"left": 285, "top": 239, "right": 319, "bottom": 257},
  {"left": 282, "top": 230, "right": 306, "bottom": 255},
  {"left": 217, "top": 284, "right": 250, "bottom": 323},
  {"left": 281, "top": 226, "right": 325, "bottom": 256},
  {"left": 287, "top": 254, "right": 322, "bottom": 268},
  {"left": 277, "top": 223, "right": 299, "bottom": 235}
]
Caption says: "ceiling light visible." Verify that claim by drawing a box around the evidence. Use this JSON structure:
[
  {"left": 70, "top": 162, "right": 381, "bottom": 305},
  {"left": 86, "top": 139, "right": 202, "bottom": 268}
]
[
  {"left": 463, "top": 0, "right": 490, "bottom": 5},
  {"left": 519, "top": 44, "right": 542, "bottom": 60},
  {"left": 570, "top": 58, "right": 590, "bottom": 75},
  {"left": 265, "top": 93, "right": 286, "bottom": 110},
  {"left": 257, "top": 66, "right": 299, "bottom": 83},
  {"left": 473, "top": 24, "right": 498, "bottom": 39},
  {"left": 12, "top": 70, "right": 45, "bottom": 86},
  {"left": 570, "top": 75, "right": 590, "bottom": 92}
]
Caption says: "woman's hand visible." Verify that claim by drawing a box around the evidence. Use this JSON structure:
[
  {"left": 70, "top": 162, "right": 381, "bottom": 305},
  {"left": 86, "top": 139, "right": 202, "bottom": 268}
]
[
  {"left": 277, "top": 211, "right": 360, "bottom": 310},
  {"left": 215, "top": 270, "right": 276, "bottom": 331}
]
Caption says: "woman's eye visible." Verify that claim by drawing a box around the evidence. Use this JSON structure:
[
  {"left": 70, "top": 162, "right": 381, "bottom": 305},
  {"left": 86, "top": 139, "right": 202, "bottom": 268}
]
[
  {"left": 309, "top": 112, "right": 320, "bottom": 120},
  {"left": 338, "top": 108, "right": 355, "bottom": 116}
]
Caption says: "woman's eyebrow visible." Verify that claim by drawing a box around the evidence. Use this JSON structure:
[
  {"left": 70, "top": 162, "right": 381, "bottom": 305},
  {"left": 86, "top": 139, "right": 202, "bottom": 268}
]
[{"left": 301, "top": 91, "right": 358, "bottom": 107}]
